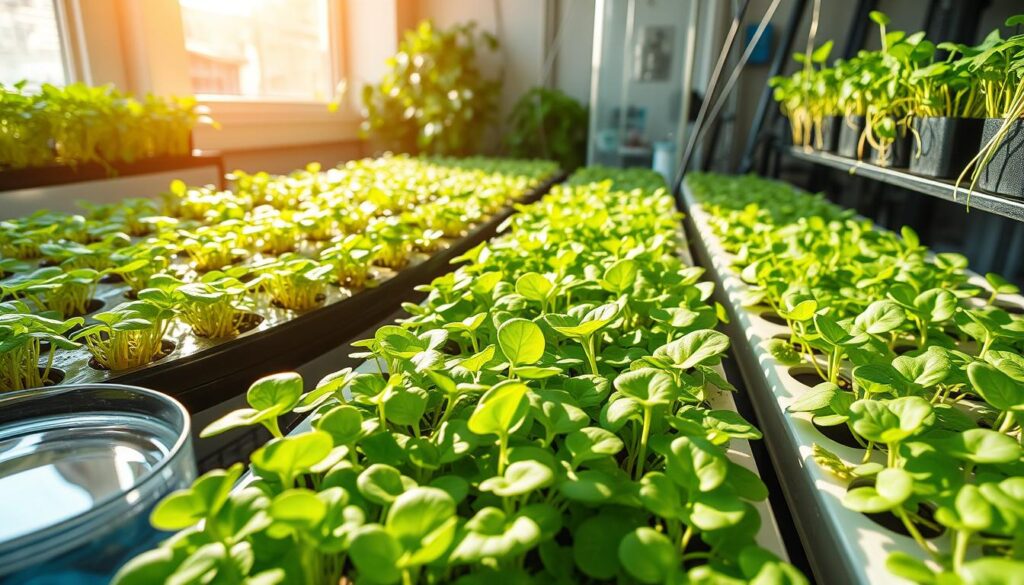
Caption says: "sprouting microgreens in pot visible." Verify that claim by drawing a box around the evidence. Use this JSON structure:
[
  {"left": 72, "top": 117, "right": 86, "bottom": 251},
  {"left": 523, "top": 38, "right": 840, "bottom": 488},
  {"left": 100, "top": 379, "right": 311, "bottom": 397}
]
[
  {"left": 0, "top": 266, "right": 101, "bottom": 317},
  {"left": 39, "top": 233, "right": 130, "bottom": 271},
  {"left": 149, "top": 269, "right": 256, "bottom": 339},
  {"left": 113, "top": 167, "right": 804, "bottom": 585},
  {"left": 176, "top": 226, "right": 248, "bottom": 272},
  {"left": 72, "top": 295, "right": 175, "bottom": 371},
  {"left": 320, "top": 234, "right": 378, "bottom": 289},
  {"left": 0, "top": 300, "right": 81, "bottom": 390},
  {"left": 367, "top": 218, "right": 415, "bottom": 269},
  {"left": 249, "top": 254, "right": 334, "bottom": 312},
  {"left": 689, "top": 171, "right": 1024, "bottom": 581}
]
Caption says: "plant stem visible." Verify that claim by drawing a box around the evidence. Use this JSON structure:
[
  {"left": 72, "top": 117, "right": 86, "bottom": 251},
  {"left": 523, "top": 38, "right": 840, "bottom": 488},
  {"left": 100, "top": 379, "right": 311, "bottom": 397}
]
[{"left": 635, "top": 406, "right": 653, "bottom": 481}]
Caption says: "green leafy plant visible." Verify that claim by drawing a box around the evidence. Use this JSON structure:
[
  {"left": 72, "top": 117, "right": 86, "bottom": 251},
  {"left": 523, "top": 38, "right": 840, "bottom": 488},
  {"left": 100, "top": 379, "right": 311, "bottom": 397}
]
[
  {"left": 505, "top": 87, "right": 587, "bottom": 170},
  {"left": 249, "top": 254, "right": 333, "bottom": 312},
  {"left": 361, "top": 21, "right": 500, "bottom": 155},
  {"left": 0, "top": 81, "right": 205, "bottom": 170},
  {"left": 689, "top": 171, "right": 1024, "bottom": 583},
  {"left": 73, "top": 295, "right": 175, "bottom": 370},
  {"left": 0, "top": 301, "right": 81, "bottom": 390},
  {"left": 113, "top": 167, "right": 803, "bottom": 585}
]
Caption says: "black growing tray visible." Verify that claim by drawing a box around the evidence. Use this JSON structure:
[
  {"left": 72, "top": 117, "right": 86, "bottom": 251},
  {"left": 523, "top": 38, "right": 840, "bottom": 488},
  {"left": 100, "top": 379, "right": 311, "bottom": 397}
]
[
  {"left": 49, "top": 173, "right": 563, "bottom": 413},
  {"left": 0, "top": 152, "right": 226, "bottom": 192}
]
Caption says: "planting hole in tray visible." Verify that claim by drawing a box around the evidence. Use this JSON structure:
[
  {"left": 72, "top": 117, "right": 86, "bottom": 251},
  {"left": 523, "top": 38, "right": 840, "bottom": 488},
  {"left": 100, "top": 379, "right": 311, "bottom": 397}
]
[
  {"left": 847, "top": 477, "right": 946, "bottom": 539},
  {"left": 771, "top": 333, "right": 826, "bottom": 357},
  {"left": 36, "top": 366, "right": 66, "bottom": 386},
  {"left": 88, "top": 338, "right": 176, "bottom": 371},
  {"left": 99, "top": 272, "right": 125, "bottom": 284},
  {"left": 812, "top": 419, "right": 864, "bottom": 450},
  {"left": 192, "top": 312, "right": 265, "bottom": 338},
  {"left": 270, "top": 293, "right": 327, "bottom": 311},
  {"left": 757, "top": 310, "right": 789, "bottom": 327},
  {"left": 72, "top": 298, "right": 105, "bottom": 317},
  {"left": 893, "top": 343, "right": 918, "bottom": 356},
  {"left": 787, "top": 366, "right": 851, "bottom": 390},
  {"left": 994, "top": 300, "right": 1024, "bottom": 316}
]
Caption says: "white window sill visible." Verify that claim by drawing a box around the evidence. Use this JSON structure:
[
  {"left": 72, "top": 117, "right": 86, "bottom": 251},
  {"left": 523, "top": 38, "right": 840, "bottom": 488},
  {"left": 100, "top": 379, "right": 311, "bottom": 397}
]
[{"left": 192, "top": 99, "right": 363, "bottom": 151}]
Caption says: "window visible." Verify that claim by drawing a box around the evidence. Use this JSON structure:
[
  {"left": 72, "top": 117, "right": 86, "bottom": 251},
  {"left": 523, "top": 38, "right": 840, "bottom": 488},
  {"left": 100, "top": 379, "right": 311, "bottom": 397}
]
[
  {"left": 178, "top": 0, "right": 334, "bottom": 101},
  {"left": 0, "top": 0, "right": 68, "bottom": 87}
]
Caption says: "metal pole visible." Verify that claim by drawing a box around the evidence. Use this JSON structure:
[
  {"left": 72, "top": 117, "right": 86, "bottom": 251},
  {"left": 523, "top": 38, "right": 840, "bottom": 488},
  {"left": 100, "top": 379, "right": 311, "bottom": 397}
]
[
  {"left": 736, "top": 0, "right": 808, "bottom": 174},
  {"left": 673, "top": 0, "right": 751, "bottom": 200}
]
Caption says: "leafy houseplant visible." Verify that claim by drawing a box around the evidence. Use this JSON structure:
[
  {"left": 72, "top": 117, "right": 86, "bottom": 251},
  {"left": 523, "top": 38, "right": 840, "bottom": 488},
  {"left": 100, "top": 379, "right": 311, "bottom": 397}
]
[
  {"left": 505, "top": 87, "right": 588, "bottom": 171},
  {"left": 113, "top": 168, "right": 804, "bottom": 585},
  {"left": 361, "top": 21, "right": 500, "bottom": 155}
]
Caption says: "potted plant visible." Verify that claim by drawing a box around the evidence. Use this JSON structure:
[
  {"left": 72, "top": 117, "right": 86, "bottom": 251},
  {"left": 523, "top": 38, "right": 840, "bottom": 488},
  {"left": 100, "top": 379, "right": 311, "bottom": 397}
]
[
  {"left": 958, "top": 17, "right": 1024, "bottom": 198},
  {"left": 0, "top": 300, "right": 81, "bottom": 390},
  {"left": 73, "top": 296, "right": 176, "bottom": 371},
  {"left": 150, "top": 270, "right": 261, "bottom": 338},
  {"left": 906, "top": 41, "right": 986, "bottom": 177},
  {"left": 249, "top": 254, "right": 333, "bottom": 311}
]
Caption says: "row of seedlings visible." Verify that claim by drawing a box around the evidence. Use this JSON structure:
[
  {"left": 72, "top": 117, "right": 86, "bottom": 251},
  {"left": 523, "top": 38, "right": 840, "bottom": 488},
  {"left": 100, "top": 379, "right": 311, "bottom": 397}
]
[
  {"left": 684, "top": 172, "right": 1024, "bottom": 584},
  {"left": 111, "top": 167, "right": 807, "bottom": 584},
  {"left": 0, "top": 156, "right": 558, "bottom": 391}
]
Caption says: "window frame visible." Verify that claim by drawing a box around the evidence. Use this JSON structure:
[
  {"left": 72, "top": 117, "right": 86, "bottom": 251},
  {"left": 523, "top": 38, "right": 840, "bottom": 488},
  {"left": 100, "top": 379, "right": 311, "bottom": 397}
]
[{"left": 113, "top": 0, "right": 360, "bottom": 151}]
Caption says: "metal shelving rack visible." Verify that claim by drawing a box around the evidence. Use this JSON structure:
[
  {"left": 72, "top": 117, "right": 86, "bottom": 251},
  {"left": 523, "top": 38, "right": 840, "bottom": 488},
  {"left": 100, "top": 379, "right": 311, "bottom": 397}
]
[{"left": 787, "top": 147, "right": 1024, "bottom": 223}]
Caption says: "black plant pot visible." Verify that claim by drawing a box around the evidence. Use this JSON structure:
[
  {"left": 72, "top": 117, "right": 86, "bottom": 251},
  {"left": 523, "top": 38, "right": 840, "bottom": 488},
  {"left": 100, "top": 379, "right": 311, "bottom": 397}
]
[
  {"left": 868, "top": 131, "right": 911, "bottom": 168},
  {"left": 978, "top": 118, "right": 1024, "bottom": 198},
  {"left": 837, "top": 115, "right": 865, "bottom": 159},
  {"left": 909, "top": 116, "right": 985, "bottom": 179},
  {"left": 817, "top": 116, "right": 842, "bottom": 153}
]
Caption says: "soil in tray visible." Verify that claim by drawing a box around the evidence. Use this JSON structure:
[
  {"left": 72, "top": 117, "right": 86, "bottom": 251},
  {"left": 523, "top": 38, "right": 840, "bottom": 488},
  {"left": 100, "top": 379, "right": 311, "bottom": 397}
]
[
  {"left": 847, "top": 478, "right": 945, "bottom": 539},
  {"left": 35, "top": 366, "right": 66, "bottom": 386},
  {"left": 270, "top": 293, "right": 327, "bottom": 311},
  {"left": 88, "top": 338, "right": 176, "bottom": 371}
]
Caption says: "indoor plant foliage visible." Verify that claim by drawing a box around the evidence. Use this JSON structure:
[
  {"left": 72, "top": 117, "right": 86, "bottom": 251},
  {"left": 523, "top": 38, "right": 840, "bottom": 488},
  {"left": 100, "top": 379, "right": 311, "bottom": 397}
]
[
  {"left": 361, "top": 21, "right": 501, "bottom": 156},
  {"left": 113, "top": 169, "right": 805, "bottom": 584},
  {"left": 688, "top": 172, "right": 1024, "bottom": 582},
  {"left": 0, "top": 81, "right": 206, "bottom": 171},
  {"left": 504, "top": 87, "right": 589, "bottom": 171},
  {"left": 0, "top": 155, "right": 557, "bottom": 390}
]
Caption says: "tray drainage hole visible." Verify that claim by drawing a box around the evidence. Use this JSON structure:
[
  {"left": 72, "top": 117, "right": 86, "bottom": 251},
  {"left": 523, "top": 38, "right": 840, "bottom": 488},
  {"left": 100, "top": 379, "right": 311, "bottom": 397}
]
[
  {"left": 758, "top": 310, "right": 789, "bottom": 327},
  {"left": 787, "top": 366, "right": 851, "bottom": 390},
  {"left": 88, "top": 339, "right": 176, "bottom": 371},
  {"left": 847, "top": 477, "right": 945, "bottom": 539}
]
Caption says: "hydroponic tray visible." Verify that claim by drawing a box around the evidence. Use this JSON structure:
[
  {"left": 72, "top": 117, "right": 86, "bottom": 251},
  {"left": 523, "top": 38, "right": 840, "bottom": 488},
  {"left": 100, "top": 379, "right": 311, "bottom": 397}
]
[
  {"left": 47, "top": 173, "right": 563, "bottom": 413},
  {"left": 680, "top": 176, "right": 1024, "bottom": 585},
  {"left": 0, "top": 152, "right": 227, "bottom": 192}
]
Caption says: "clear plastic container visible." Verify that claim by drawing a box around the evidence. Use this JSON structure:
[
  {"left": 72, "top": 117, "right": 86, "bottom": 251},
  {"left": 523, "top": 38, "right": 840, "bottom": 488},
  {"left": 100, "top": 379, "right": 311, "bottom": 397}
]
[{"left": 0, "top": 384, "right": 196, "bottom": 584}]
